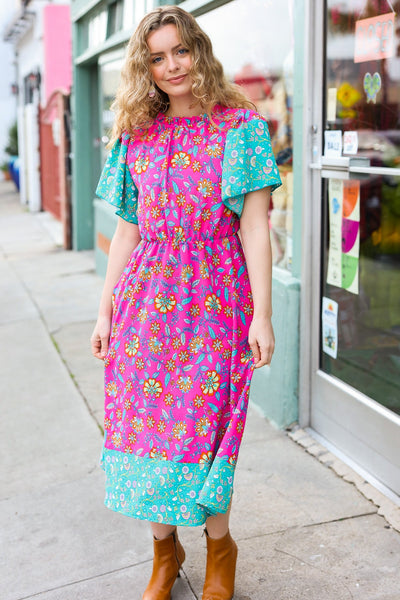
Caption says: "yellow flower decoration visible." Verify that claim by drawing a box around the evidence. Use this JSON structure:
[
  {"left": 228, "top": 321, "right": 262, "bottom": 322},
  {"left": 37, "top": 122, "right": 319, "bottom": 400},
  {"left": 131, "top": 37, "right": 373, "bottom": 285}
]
[
  {"left": 154, "top": 293, "right": 176, "bottom": 313},
  {"left": 205, "top": 294, "right": 222, "bottom": 314},
  {"left": 134, "top": 155, "right": 150, "bottom": 174},
  {"left": 124, "top": 334, "right": 140, "bottom": 357},
  {"left": 171, "top": 151, "right": 191, "bottom": 168},
  {"left": 199, "top": 451, "right": 213, "bottom": 464},
  {"left": 143, "top": 378, "right": 163, "bottom": 398},
  {"left": 201, "top": 370, "right": 221, "bottom": 395}
]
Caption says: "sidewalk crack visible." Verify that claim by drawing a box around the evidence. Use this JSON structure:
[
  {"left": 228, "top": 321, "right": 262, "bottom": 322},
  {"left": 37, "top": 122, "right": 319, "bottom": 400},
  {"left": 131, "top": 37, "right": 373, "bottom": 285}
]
[{"left": 14, "top": 560, "right": 152, "bottom": 600}]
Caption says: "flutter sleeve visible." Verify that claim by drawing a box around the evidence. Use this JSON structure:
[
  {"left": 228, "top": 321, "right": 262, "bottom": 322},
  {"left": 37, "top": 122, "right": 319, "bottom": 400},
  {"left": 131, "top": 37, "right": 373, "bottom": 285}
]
[
  {"left": 95, "top": 132, "right": 138, "bottom": 224},
  {"left": 221, "top": 115, "right": 282, "bottom": 217}
]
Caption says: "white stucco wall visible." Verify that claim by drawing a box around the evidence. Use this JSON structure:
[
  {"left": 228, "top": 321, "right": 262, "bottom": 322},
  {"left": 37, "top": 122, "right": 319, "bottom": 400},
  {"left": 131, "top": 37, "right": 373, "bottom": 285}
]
[{"left": 0, "top": 3, "right": 18, "bottom": 169}]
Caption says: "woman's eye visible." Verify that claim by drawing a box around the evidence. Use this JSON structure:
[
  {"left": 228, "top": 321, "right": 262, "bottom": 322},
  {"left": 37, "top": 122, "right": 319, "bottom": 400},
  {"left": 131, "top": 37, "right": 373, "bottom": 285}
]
[
  {"left": 177, "top": 48, "right": 188, "bottom": 55},
  {"left": 152, "top": 56, "right": 162, "bottom": 64}
]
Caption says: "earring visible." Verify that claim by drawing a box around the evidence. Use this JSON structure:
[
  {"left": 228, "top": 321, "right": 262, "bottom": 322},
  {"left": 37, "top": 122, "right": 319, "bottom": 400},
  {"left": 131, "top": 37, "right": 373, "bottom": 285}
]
[{"left": 149, "top": 86, "right": 156, "bottom": 99}]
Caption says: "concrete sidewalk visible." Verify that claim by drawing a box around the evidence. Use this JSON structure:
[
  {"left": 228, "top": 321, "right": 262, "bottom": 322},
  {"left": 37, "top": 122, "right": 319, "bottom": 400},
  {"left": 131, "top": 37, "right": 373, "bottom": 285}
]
[{"left": 1, "top": 180, "right": 400, "bottom": 600}]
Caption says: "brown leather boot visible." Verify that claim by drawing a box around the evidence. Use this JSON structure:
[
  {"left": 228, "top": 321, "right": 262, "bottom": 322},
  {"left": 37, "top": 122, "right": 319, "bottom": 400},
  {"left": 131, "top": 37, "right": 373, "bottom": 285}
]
[
  {"left": 202, "top": 529, "right": 238, "bottom": 600},
  {"left": 142, "top": 529, "right": 185, "bottom": 600}
]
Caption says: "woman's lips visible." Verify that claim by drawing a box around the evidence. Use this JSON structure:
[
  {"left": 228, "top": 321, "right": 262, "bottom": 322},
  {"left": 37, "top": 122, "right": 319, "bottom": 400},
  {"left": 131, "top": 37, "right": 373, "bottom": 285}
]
[{"left": 167, "top": 74, "right": 187, "bottom": 84}]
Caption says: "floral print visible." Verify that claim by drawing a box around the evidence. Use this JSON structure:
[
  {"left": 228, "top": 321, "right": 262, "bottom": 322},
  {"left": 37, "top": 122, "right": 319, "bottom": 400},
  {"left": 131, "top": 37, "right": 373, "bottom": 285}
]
[{"left": 96, "top": 106, "right": 281, "bottom": 526}]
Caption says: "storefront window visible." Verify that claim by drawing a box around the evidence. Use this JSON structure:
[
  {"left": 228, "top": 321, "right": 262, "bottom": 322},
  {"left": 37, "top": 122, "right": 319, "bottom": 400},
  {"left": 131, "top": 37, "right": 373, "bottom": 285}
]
[
  {"left": 198, "top": 0, "right": 294, "bottom": 270},
  {"left": 107, "top": 0, "right": 124, "bottom": 37},
  {"left": 321, "top": 0, "right": 400, "bottom": 414},
  {"left": 88, "top": 9, "right": 107, "bottom": 49},
  {"left": 99, "top": 54, "right": 124, "bottom": 160}
]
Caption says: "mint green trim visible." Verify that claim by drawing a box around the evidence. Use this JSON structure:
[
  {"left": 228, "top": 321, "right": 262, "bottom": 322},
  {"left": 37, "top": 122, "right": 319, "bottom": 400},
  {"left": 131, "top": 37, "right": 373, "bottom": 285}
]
[
  {"left": 250, "top": 268, "right": 300, "bottom": 428},
  {"left": 222, "top": 115, "right": 282, "bottom": 217},
  {"left": 71, "top": 56, "right": 100, "bottom": 250},
  {"left": 75, "top": 30, "right": 130, "bottom": 66},
  {"left": 95, "top": 135, "right": 139, "bottom": 224},
  {"left": 101, "top": 447, "right": 235, "bottom": 526},
  {"left": 178, "top": 0, "right": 233, "bottom": 17},
  {"left": 71, "top": 0, "right": 103, "bottom": 22}
]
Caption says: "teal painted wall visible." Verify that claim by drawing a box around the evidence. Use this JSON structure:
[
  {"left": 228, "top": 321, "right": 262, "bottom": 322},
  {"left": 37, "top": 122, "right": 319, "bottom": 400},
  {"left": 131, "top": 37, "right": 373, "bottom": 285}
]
[
  {"left": 71, "top": 58, "right": 100, "bottom": 250},
  {"left": 250, "top": 269, "right": 300, "bottom": 428}
]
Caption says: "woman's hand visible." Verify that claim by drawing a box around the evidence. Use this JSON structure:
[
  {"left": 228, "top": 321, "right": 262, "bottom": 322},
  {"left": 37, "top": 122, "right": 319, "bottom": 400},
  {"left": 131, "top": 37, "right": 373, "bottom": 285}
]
[
  {"left": 90, "top": 316, "right": 112, "bottom": 360},
  {"left": 248, "top": 316, "right": 275, "bottom": 368}
]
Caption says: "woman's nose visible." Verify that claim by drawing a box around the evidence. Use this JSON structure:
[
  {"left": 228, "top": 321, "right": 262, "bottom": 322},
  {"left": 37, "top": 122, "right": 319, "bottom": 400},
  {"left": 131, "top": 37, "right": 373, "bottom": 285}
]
[{"left": 166, "top": 54, "right": 179, "bottom": 71}]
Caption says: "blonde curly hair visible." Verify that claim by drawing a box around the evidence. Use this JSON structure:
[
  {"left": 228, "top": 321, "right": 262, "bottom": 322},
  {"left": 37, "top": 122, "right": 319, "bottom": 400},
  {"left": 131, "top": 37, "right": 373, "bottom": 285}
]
[{"left": 109, "top": 5, "right": 254, "bottom": 144}]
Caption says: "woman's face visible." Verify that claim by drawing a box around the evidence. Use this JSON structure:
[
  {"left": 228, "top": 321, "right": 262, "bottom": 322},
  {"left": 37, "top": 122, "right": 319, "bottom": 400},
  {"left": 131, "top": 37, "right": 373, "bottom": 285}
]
[{"left": 147, "top": 24, "right": 194, "bottom": 102}]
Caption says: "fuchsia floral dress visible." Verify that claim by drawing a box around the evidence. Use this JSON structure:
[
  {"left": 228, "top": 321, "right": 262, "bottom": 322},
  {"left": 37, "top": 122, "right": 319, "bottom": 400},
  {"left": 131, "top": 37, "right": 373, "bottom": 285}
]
[{"left": 96, "top": 105, "right": 281, "bottom": 526}]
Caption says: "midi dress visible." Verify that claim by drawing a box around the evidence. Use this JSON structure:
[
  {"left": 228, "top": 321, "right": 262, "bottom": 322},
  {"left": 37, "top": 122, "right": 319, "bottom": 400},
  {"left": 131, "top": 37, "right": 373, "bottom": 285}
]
[{"left": 96, "top": 105, "right": 281, "bottom": 526}]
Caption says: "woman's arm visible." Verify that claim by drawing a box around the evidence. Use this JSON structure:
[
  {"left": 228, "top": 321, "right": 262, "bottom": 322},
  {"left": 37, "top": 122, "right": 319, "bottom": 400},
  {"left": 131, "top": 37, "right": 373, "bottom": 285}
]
[
  {"left": 240, "top": 187, "right": 275, "bottom": 368},
  {"left": 90, "top": 217, "right": 141, "bottom": 360}
]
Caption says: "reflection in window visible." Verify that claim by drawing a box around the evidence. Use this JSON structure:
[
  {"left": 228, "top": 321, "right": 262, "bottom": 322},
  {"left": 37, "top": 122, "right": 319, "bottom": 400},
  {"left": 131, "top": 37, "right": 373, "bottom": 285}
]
[
  {"left": 326, "top": 0, "right": 400, "bottom": 167},
  {"left": 88, "top": 10, "right": 107, "bottom": 49},
  {"left": 107, "top": 0, "right": 124, "bottom": 37},
  {"left": 322, "top": 1, "right": 400, "bottom": 413},
  {"left": 100, "top": 56, "right": 124, "bottom": 161},
  {"left": 198, "top": 0, "right": 294, "bottom": 270}
]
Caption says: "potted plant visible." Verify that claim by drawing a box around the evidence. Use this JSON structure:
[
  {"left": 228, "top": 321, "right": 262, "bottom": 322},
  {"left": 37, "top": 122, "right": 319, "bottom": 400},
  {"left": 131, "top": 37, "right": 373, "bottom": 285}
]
[{"left": 1, "top": 161, "right": 11, "bottom": 181}]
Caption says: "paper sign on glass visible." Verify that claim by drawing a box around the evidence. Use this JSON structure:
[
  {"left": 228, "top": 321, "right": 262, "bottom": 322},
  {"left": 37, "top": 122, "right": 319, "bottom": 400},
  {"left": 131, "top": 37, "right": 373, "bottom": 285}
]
[
  {"left": 343, "top": 131, "right": 358, "bottom": 155},
  {"left": 327, "top": 179, "right": 343, "bottom": 287},
  {"left": 354, "top": 13, "right": 395, "bottom": 63},
  {"left": 327, "top": 88, "right": 337, "bottom": 122},
  {"left": 343, "top": 180, "right": 360, "bottom": 221},
  {"left": 322, "top": 297, "right": 338, "bottom": 359},
  {"left": 324, "top": 130, "right": 342, "bottom": 158}
]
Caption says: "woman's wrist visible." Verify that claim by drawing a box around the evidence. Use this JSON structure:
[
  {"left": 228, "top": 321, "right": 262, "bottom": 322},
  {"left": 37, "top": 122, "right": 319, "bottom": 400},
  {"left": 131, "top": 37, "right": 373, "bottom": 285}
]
[
  {"left": 97, "top": 307, "right": 112, "bottom": 321},
  {"left": 252, "top": 310, "right": 272, "bottom": 320}
]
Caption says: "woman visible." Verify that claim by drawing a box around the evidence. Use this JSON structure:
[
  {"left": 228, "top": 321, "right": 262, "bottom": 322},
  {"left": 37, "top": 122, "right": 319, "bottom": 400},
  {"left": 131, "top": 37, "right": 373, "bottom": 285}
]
[{"left": 91, "top": 5, "right": 281, "bottom": 600}]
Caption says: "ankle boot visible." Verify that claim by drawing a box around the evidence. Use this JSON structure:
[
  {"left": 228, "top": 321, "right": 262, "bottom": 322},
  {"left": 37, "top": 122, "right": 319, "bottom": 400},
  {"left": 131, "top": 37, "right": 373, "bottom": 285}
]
[
  {"left": 202, "top": 529, "right": 238, "bottom": 600},
  {"left": 142, "top": 529, "right": 185, "bottom": 600}
]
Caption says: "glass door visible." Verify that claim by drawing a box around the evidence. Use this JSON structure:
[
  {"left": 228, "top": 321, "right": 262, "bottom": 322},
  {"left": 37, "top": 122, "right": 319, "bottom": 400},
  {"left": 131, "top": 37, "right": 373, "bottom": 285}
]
[{"left": 311, "top": 0, "right": 400, "bottom": 497}]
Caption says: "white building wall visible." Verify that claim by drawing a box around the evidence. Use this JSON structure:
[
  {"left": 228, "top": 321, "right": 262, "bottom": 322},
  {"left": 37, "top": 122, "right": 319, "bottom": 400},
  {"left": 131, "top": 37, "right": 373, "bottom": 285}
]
[
  {"left": 4, "top": 0, "right": 71, "bottom": 206},
  {"left": 0, "top": 3, "right": 18, "bottom": 175}
]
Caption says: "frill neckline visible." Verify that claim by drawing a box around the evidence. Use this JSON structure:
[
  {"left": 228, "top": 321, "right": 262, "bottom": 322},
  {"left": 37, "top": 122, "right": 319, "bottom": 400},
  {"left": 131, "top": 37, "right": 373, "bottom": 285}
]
[
  {"left": 156, "top": 105, "right": 224, "bottom": 126},
  {"left": 156, "top": 112, "right": 209, "bottom": 125}
]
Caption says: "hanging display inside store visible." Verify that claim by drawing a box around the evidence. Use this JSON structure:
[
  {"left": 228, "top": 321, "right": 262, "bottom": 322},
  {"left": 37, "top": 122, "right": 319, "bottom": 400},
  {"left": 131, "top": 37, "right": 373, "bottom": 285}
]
[{"left": 354, "top": 11, "right": 395, "bottom": 63}]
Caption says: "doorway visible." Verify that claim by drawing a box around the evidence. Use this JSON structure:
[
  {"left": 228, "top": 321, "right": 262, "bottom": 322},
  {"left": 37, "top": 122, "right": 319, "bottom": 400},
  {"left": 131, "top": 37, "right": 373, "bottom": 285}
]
[{"left": 309, "top": 0, "right": 400, "bottom": 496}]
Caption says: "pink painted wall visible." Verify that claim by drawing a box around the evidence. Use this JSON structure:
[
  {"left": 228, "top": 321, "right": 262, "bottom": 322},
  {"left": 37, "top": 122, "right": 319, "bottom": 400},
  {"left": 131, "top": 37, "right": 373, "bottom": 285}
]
[{"left": 43, "top": 5, "right": 72, "bottom": 102}]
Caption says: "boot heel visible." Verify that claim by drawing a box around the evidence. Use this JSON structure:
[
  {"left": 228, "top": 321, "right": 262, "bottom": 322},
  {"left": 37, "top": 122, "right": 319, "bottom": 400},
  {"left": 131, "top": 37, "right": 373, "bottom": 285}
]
[
  {"left": 142, "top": 530, "right": 185, "bottom": 600},
  {"left": 202, "top": 529, "right": 237, "bottom": 600}
]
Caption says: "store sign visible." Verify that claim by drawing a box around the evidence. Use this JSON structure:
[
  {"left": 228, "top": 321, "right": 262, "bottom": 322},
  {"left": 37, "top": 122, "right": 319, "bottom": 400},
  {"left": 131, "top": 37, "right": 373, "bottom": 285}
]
[{"left": 354, "top": 13, "right": 395, "bottom": 63}]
